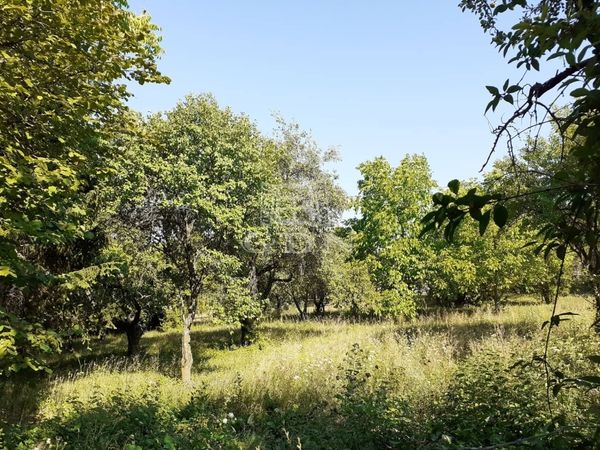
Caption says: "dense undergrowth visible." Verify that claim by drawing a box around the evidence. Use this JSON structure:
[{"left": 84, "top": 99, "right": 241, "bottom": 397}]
[{"left": 2, "top": 297, "right": 600, "bottom": 449}]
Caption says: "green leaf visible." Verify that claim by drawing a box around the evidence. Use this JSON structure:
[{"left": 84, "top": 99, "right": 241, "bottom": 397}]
[
  {"left": 492, "top": 204, "right": 508, "bottom": 227},
  {"left": 0, "top": 266, "right": 17, "bottom": 278},
  {"left": 571, "top": 88, "right": 589, "bottom": 97},
  {"left": 447, "top": 179, "right": 460, "bottom": 194},
  {"left": 486, "top": 85, "right": 499, "bottom": 95},
  {"left": 469, "top": 206, "right": 482, "bottom": 220},
  {"left": 479, "top": 210, "right": 491, "bottom": 236}
]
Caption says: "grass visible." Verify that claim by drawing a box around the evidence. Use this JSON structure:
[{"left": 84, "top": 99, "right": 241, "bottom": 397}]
[{"left": 2, "top": 296, "right": 599, "bottom": 449}]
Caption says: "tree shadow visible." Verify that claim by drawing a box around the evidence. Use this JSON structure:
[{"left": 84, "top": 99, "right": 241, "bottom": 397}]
[
  {"left": 390, "top": 319, "right": 539, "bottom": 356},
  {"left": 0, "top": 373, "right": 53, "bottom": 426}
]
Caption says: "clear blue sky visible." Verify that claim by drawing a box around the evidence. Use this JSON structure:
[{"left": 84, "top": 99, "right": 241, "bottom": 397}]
[{"left": 126, "top": 1, "right": 527, "bottom": 196}]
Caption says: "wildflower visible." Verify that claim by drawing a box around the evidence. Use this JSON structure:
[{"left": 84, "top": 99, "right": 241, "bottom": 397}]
[
  {"left": 222, "top": 417, "right": 228, "bottom": 424},
  {"left": 228, "top": 412, "right": 235, "bottom": 418}
]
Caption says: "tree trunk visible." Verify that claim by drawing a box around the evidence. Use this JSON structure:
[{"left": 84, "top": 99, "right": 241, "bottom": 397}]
[
  {"left": 293, "top": 298, "right": 306, "bottom": 320},
  {"left": 239, "top": 261, "right": 259, "bottom": 346},
  {"left": 592, "top": 277, "right": 600, "bottom": 335},
  {"left": 274, "top": 295, "right": 282, "bottom": 319},
  {"left": 314, "top": 294, "right": 326, "bottom": 316},
  {"left": 114, "top": 301, "right": 143, "bottom": 357},
  {"left": 181, "top": 293, "right": 197, "bottom": 385},
  {"left": 126, "top": 322, "right": 143, "bottom": 356},
  {"left": 240, "top": 317, "right": 255, "bottom": 346},
  {"left": 540, "top": 284, "right": 552, "bottom": 304}
]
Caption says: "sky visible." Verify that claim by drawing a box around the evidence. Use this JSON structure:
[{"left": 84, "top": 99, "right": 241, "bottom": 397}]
[{"left": 126, "top": 1, "right": 534, "bottom": 196}]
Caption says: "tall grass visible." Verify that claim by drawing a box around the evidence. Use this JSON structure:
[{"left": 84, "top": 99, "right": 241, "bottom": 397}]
[{"left": 2, "top": 296, "right": 598, "bottom": 449}]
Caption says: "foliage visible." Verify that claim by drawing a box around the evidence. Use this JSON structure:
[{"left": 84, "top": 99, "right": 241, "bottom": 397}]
[
  {"left": 0, "top": 0, "right": 168, "bottom": 374},
  {"left": 0, "top": 310, "right": 61, "bottom": 377},
  {"left": 350, "top": 155, "right": 435, "bottom": 317},
  {"left": 425, "top": 0, "right": 600, "bottom": 322},
  {"left": 132, "top": 94, "right": 277, "bottom": 381},
  {"left": 427, "top": 216, "right": 557, "bottom": 309},
  {"left": 0, "top": 0, "right": 168, "bottom": 282}
]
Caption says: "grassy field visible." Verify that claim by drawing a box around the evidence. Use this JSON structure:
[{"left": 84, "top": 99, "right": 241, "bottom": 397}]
[{"left": 2, "top": 296, "right": 600, "bottom": 449}]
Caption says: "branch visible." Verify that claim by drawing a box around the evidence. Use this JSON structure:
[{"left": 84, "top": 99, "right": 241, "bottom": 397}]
[{"left": 480, "top": 57, "right": 594, "bottom": 171}]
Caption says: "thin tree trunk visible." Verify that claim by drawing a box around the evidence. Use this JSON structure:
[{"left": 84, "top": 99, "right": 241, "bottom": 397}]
[
  {"left": 240, "top": 261, "right": 259, "bottom": 346},
  {"left": 181, "top": 295, "right": 197, "bottom": 385},
  {"left": 274, "top": 295, "right": 282, "bottom": 319},
  {"left": 593, "top": 278, "right": 600, "bottom": 335},
  {"left": 293, "top": 298, "right": 305, "bottom": 320}
]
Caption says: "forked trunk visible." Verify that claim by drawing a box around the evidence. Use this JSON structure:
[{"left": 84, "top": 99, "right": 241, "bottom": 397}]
[{"left": 114, "top": 301, "right": 143, "bottom": 357}]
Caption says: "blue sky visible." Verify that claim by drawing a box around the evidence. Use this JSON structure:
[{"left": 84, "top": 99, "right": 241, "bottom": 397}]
[{"left": 127, "top": 1, "right": 531, "bottom": 196}]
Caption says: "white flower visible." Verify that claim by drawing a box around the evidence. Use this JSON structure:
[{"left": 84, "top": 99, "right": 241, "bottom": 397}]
[
  {"left": 222, "top": 417, "right": 228, "bottom": 424},
  {"left": 228, "top": 412, "right": 235, "bottom": 418}
]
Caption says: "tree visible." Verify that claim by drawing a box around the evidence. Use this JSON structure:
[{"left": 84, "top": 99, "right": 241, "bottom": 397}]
[
  {"left": 350, "top": 155, "right": 435, "bottom": 317},
  {"left": 97, "top": 233, "right": 174, "bottom": 356},
  {"left": 424, "top": 0, "right": 600, "bottom": 328},
  {"left": 427, "top": 216, "right": 547, "bottom": 310},
  {"left": 139, "top": 95, "right": 275, "bottom": 384},
  {"left": 255, "top": 119, "right": 347, "bottom": 323},
  {"left": 0, "top": 0, "right": 168, "bottom": 373}
]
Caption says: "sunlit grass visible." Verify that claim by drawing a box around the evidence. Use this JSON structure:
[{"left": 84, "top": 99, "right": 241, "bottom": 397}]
[{"left": 22, "top": 296, "right": 591, "bottom": 419}]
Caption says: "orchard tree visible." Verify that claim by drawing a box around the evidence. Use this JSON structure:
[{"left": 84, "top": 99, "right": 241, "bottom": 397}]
[
  {"left": 140, "top": 95, "right": 275, "bottom": 384},
  {"left": 97, "top": 232, "right": 174, "bottom": 356},
  {"left": 0, "top": 0, "right": 168, "bottom": 373},
  {"left": 427, "top": 217, "right": 547, "bottom": 310},
  {"left": 351, "top": 154, "right": 435, "bottom": 317},
  {"left": 257, "top": 119, "right": 347, "bottom": 322}
]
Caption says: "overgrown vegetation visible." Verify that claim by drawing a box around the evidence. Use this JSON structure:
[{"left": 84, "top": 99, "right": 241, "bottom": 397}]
[
  {"left": 2, "top": 0, "right": 600, "bottom": 448},
  {"left": 2, "top": 297, "right": 599, "bottom": 449}
]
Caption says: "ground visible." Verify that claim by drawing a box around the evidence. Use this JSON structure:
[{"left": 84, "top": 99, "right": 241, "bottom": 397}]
[{"left": 2, "top": 296, "right": 600, "bottom": 449}]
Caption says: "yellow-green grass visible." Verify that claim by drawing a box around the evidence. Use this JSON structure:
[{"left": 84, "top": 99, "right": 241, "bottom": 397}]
[{"left": 1, "top": 295, "right": 597, "bottom": 448}]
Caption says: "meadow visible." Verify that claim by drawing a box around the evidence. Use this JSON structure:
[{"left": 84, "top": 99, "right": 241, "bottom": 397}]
[{"left": 3, "top": 296, "right": 600, "bottom": 449}]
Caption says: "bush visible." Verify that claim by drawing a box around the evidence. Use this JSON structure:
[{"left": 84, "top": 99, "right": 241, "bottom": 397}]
[
  {"left": 5, "top": 382, "right": 242, "bottom": 450},
  {"left": 433, "top": 331, "right": 600, "bottom": 448}
]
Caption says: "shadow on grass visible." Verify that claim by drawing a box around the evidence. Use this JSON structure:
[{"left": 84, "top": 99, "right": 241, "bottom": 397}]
[
  {"left": 0, "top": 373, "right": 53, "bottom": 426},
  {"left": 392, "top": 319, "right": 539, "bottom": 355}
]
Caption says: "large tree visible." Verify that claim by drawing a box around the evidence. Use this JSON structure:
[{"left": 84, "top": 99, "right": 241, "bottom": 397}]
[
  {"left": 139, "top": 95, "right": 275, "bottom": 384},
  {"left": 350, "top": 154, "right": 435, "bottom": 317},
  {"left": 0, "top": 0, "right": 168, "bottom": 373}
]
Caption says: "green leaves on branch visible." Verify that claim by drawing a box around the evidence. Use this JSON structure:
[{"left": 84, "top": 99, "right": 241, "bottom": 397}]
[
  {"left": 0, "top": 310, "right": 61, "bottom": 377},
  {"left": 541, "top": 311, "right": 579, "bottom": 330},
  {"left": 485, "top": 80, "right": 521, "bottom": 112},
  {"left": 421, "top": 181, "right": 506, "bottom": 241}
]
